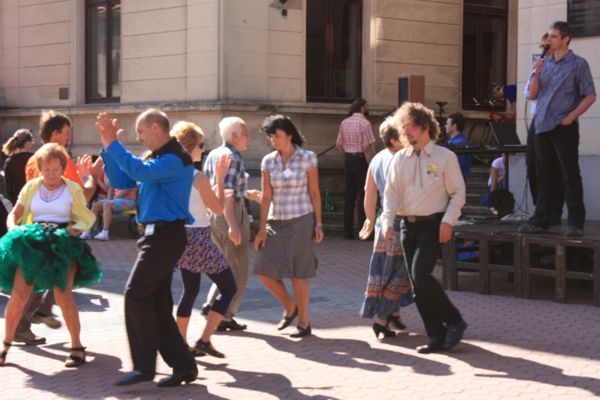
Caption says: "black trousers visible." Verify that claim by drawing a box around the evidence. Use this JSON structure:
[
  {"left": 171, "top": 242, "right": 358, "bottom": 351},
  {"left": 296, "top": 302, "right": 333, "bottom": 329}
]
[
  {"left": 401, "top": 216, "right": 463, "bottom": 339},
  {"left": 526, "top": 118, "right": 564, "bottom": 221},
  {"left": 343, "top": 154, "right": 368, "bottom": 238},
  {"left": 125, "top": 222, "right": 196, "bottom": 373},
  {"left": 531, "top": 122, "right": 584, "bottom": 229}
]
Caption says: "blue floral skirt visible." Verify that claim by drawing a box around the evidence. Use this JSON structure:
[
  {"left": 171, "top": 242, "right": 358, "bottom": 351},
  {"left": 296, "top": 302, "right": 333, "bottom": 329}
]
[{"left": 360, "top": 215, "right": 413, "bottom": 319}]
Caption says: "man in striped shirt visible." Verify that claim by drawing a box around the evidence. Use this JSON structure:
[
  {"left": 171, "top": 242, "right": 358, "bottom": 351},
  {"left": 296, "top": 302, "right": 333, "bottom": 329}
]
[{"left": 336, "top": 99, "right": 375, "bottom": 239}]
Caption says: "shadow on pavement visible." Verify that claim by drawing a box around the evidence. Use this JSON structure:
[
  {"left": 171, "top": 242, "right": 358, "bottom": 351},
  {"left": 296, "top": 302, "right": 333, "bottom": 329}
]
[
  {"left": 200, "top": 361, "right": 336, "bottom": 400},
  {"left": 389, "top": 337, "right": 600, "bottom": 396},
  {"left": 242, "top": 330, "right": 450, "bottom": 376}
]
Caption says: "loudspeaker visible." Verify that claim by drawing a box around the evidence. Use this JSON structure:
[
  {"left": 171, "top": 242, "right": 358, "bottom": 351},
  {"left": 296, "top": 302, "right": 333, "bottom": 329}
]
[{"left": 398, "top": 75, "right": 425, "bottom": 106}]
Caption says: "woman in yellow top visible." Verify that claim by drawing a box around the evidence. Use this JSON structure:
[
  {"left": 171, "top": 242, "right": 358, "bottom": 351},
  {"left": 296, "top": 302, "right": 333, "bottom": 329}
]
[{"left": 0, "top": 143, "right": 102, "bottom": 368}]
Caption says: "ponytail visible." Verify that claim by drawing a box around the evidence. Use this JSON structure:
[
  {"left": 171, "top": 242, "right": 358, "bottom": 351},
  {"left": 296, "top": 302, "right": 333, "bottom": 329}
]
[{"left": 2, "top": 129, "right": 33, "bottom": 156}]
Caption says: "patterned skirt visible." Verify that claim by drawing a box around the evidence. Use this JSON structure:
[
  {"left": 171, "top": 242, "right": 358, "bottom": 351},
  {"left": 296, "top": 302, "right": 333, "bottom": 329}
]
[
  {"left": 360, "top": 215, "right": 413, "bottom": 319},
  {"left": 176, "top": 226, "right": 229, "bottom": 274},
  {"left": 0, "top": 224, "right": 103, "bottom": 293}
]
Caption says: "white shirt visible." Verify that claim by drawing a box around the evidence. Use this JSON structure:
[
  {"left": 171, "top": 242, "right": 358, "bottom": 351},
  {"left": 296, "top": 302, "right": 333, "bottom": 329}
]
[
  {"left": 187, "top": 170, "right": 210, "bottom": 228},
  {"left": 30, "top": 184, "right": 72, "bottom": 223},
  {"left": 381, "top": 141, "right": 466, "bottom": 231},
  {"left": 488, "top": 157, "right": 505, "bottom": 187}
]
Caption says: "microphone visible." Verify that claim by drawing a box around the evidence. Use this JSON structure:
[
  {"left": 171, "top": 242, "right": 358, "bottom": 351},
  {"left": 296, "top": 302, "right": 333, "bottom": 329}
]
[{"left": 540, "top": 44, "right": 550, "bottom": 58}]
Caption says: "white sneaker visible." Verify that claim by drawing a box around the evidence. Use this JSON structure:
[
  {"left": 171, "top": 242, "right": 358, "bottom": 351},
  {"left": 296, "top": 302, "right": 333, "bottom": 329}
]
[
  {"left": 80, "top": 231, "right": 92, "bottom": 240},
  {"left": 94, "top": 231, "right": 109, "bottom": 241}
]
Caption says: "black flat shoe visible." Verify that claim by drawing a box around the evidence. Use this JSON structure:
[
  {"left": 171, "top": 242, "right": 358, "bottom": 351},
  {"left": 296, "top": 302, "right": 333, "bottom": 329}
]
[
  {"left": 416, "top": 337, "right": 445, "bottom": 354},
  {"left": 289, "top": 324, "right": 312, "bottom": 338},
  {"left": 372, "top": 322, "right": 395, "bottom": 339},
  {"left": 114, "top": 370, "right": 155, "bottom": 386},
  {"left": 444, "top": 321, "right": 467, "bottom": 350},
  {"left": 194, "top": 339, "right": 225, "bottom": 358},
  {"left": 157, "top": 369, "right": 198, "bottom": 388},
  {"left": 0, "top": 341, "right": 11, "bottom": 367},
  {"left": 277, "top": 307, "right": 298, "bottom": 330},
  {"left": 387, "top": 315, "right": 406, "bottom": 331},
  {"left": 217, "top": 318, "right": 247, "bottom": 332}
]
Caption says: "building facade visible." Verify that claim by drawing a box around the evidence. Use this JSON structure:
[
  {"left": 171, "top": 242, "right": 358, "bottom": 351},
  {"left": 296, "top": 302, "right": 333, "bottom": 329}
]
[{"left": 2, "top": 0, "right": 598, "bottom": 219}]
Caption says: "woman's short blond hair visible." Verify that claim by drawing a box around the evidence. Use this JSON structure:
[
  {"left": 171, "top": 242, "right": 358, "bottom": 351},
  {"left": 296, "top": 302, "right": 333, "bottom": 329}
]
[
  {"left": 35, "top": 143, "right": 69, "bottom": 172},
  {"left": 170, "top": 121, "right": 204, "bottom": 153}
]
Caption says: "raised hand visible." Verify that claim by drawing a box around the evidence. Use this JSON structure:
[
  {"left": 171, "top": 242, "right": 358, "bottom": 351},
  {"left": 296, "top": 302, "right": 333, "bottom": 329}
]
[
  {"left": 95, "top": 112, "right": 123, "bottom": 149},
  {"left": 214, "top": 154, "right": 232, "bottom": 182}
]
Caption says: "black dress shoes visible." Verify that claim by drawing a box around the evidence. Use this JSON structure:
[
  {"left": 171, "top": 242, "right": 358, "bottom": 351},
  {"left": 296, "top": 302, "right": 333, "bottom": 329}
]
[
  {"left": 444, "top": 321, "right": 467, "bottom": 350},
  {"left": 565, "top": 225, "right": 583, "bottom": 237},
  {"left": 518, "top": 222, "right": 548, "bottom": 234},
  {"left": 194, "top": 339, "right": 225, "bottom": 358},
  {"left": 217, "top": 318, "right": 247, "bottom": 332},
  {"left": 157, "top": 369, "right": 198, "bottom": 388},
  {"left": 289, "top": 324, "right": 312, "bottom": 338},
  {"left": 114, "top": 370, "right": 155, "bottom": 386},
  {"left": 277, "top": 307, "right": 298, "bottom": 330},
  {"left": 416, "top": 337, "right": 445, "bottom": 354}
]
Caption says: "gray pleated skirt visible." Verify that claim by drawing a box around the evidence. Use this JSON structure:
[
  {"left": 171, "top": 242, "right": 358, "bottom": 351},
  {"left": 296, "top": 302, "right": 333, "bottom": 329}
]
[{"left": 254, "top": 213, "right": 318, "bottom": 279}]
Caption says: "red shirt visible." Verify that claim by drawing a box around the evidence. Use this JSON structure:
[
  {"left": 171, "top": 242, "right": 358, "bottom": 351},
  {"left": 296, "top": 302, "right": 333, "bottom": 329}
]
[{"left": 336, "top": 113, "right": 375, "bottom": 153}]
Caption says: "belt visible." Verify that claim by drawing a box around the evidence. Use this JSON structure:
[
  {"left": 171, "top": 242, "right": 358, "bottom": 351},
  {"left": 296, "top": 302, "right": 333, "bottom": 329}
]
[
  {"left": 141, "top": 219, "right": 185, "bottom": 228},
  {"left": 402, "top": 213, "right": 444, "bottom": 223},
  {"left": 345, "top": 152, "right": 365, "bottom": 157},
  {"left": 35, "top": 221, "right": 69, "bottom": 229}
]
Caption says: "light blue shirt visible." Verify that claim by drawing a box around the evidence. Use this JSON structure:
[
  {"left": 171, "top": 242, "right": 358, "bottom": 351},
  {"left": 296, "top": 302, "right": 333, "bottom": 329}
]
[
  {"left": 534, "top": 50, "right": 596, "bottom": 134},
  {"left": 370, "top": 148, "right": 396, "bottom": 199}
]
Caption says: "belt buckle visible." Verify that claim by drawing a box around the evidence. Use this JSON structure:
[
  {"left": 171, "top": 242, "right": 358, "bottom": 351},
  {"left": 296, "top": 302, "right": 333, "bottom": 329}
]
[
  {"left": 39, "top": 222, "right": 58, "bottom": 228},
  {"left": 406, "top": 216, "right": 417, "bottom": 223}
]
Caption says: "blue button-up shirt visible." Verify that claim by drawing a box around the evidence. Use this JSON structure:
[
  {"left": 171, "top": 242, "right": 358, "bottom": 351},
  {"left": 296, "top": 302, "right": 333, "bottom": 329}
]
[
  {"left": 101, "top": 138, "right": 195, "bottom": 225},
  {"left": 534, "top": 50, "right": 596, "bottom": 134},
  {"left": 203, "top": 143, "right": 247, "bottom": 202},
  {"left": 448, "top": 132, "right": 471, "bottom": 178}
]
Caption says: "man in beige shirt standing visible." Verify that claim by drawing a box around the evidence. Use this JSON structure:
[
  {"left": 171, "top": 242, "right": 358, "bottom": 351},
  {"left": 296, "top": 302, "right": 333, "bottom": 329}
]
[{"left": 382, "top": 102, "right": 467, "bottom": 354}]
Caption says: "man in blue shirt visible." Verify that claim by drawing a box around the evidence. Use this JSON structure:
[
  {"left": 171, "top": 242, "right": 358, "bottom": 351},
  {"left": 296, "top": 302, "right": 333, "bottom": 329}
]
[
  {"left": 445, "top": 112, "right": 471, "bottom": 179},
  {"left": 521, "top": 21, "right": 596, "bottom": 237},
  {"left": 97, "top": 109, "right": 198, "bottom": 387}
]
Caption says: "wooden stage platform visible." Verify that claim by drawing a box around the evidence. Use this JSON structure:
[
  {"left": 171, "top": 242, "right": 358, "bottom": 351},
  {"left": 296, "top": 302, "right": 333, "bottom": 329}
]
[{"left": 442, "top": 220, "right": 600, "bottom": 306}]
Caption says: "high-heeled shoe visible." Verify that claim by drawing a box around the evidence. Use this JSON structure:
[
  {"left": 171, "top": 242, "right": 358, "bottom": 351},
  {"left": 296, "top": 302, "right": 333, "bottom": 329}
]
[
  {"left": 387, "top": 315, "right": 407, "bottom": 331},
  {"left": 0, "top": 341, "right": 10, "bottom": 367},
  {"left": 65, "top": 346, "right": 86, "bottom": 368},
  {"left": 372, "top": 323, "right": 396, "bottom": 339}
]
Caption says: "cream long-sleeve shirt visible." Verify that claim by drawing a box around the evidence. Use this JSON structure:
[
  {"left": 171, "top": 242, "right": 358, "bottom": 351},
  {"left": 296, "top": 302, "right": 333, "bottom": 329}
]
[{"left": 381, "top": 140, "right": 466, "bottom": 232}]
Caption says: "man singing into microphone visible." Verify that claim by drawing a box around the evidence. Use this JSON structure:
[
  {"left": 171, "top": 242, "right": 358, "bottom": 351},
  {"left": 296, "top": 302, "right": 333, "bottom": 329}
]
[{"left": 520, "top": 21, "right": 596, "bottom": 237}]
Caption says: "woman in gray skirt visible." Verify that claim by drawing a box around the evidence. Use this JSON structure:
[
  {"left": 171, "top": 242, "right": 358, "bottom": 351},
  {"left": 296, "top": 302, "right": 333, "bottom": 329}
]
[{"left": 254, "top": 115, "right": 324, "bottom": 338}]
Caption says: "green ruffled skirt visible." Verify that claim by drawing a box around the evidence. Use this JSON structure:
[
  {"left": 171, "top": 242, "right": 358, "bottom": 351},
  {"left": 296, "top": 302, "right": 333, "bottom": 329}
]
[{"left": 0, "top": 224, "right": 103, "bottom": 293}]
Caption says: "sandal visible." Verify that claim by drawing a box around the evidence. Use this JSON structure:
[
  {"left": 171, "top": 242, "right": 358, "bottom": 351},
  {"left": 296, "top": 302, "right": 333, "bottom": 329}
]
[
  {"left": 0, "top": 341, "right": 10, "bottom": 366},
  {"left": 65, "top": 346, "right": 86, "bottom": 368}
]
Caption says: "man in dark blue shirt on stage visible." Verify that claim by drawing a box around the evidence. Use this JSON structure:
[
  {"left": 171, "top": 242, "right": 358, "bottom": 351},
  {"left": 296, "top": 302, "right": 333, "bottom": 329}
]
[
  {"left": 97, "top": 109, "right": 198, "bottom": 388},
  {"left": 445, "top": 112, "right": 471, "bottom": 179}
]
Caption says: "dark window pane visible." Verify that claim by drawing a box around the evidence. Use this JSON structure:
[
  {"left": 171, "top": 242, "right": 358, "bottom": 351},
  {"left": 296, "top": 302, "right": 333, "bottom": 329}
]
[
  {"left": 306, "top": 0, "right": 361, "bottom": 102},
  {"left": 111, "top": 3, "right": 121, "bottom": 97},
  {"left": 86, "top": 0, "right": 120, "bottom": 103},
  {"left": 306, "top": 0, "right": 327, "bottom": 99},
  {"left": 331, "top": 2, "right": 360, "bottom": 99},
  {"left": 464, "top": 0, "right": 507, "bottom": 7},
  {"left": 462, "top": 14, "right": 479, "bottom": 106},
  {"left": 86, "top": 3, "right": 107, "bottom": 99}
]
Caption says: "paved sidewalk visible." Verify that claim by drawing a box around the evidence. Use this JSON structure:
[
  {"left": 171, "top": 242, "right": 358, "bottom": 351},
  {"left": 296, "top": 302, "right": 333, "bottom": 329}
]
[{"left": 1, "top": 236, "right": 600, "bottom": 399}]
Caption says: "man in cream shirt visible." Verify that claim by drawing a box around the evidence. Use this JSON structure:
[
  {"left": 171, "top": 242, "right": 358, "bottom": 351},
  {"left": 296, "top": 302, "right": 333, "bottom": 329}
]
[{"left": 382, "top": 102, "right": 467, "bottom": 354}]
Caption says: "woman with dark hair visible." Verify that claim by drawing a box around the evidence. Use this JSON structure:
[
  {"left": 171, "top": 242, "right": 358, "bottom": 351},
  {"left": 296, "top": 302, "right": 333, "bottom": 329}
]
[
  {"left": 2, "top": 129, "right": 34, "bottom": 205},
  {"left": 254, "top": 115, "right": 323, "bottom": 338},
  {"left": 358, "top": 117, "right": 413, "bottom": 338}
]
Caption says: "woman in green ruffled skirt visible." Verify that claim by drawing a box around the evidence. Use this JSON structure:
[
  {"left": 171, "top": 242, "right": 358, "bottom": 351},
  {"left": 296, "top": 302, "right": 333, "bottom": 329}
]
[{"left": 0, "top": 143, "right": 102, "bottom": 368}]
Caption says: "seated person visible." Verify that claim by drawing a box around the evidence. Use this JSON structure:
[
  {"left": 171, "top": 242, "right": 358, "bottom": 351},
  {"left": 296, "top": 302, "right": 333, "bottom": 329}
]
[
  {"left": 481, "top": 155, "right": 506, "bottom": 206},
  {"left": 80, "top": 182, "right": 137, "bottom": 241},
  {"left": 445, "top": 112, "right": 471, "bottom": 178}
]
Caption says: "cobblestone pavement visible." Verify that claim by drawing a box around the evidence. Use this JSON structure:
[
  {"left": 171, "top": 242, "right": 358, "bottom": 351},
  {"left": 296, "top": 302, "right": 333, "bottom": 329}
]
[{"left": 1, "top": 235, "right": 600, "bottom": 399}]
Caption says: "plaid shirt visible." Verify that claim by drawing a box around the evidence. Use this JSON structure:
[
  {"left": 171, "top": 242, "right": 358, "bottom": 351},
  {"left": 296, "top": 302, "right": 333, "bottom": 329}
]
[
  {"left": 203, "top": 144, "right": 247, "bottom": 201},
  {"left": 336, "top": 113, "right": 375, "bottom": 153},
  {"left": 262, "top": 147, "right": 317, "bottom": 220}
]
